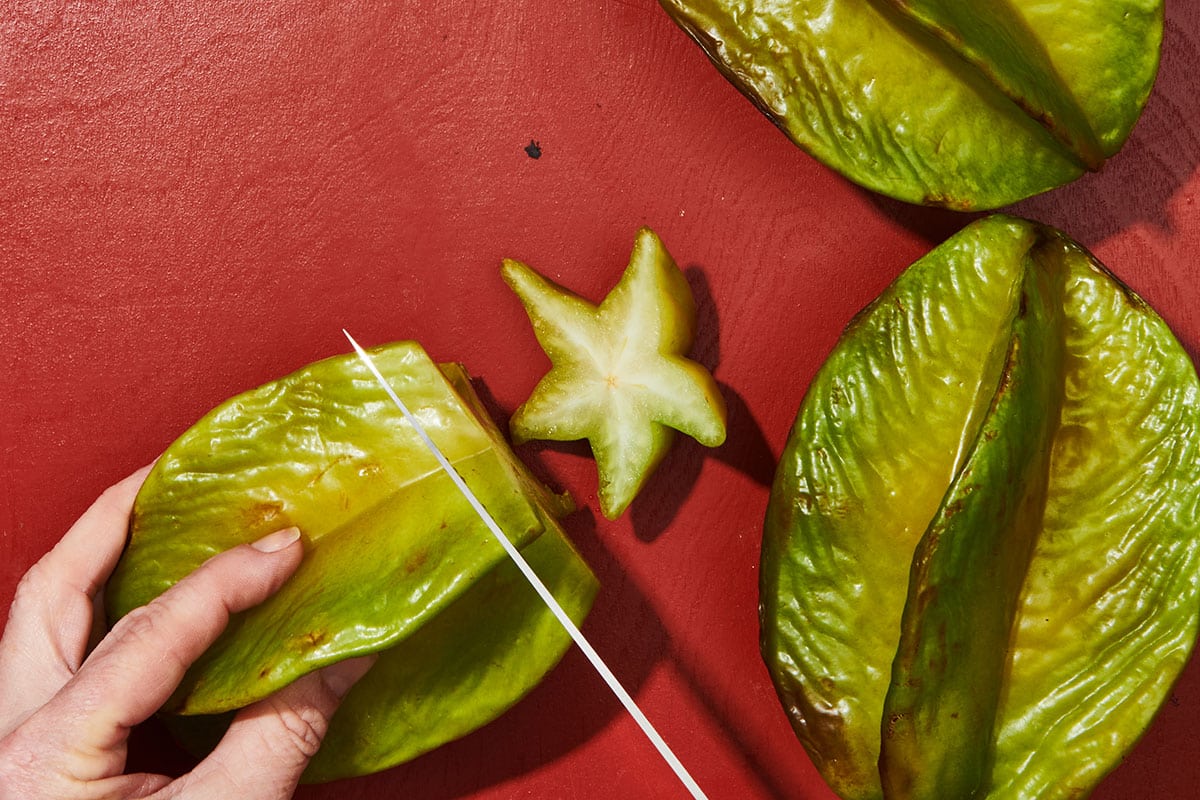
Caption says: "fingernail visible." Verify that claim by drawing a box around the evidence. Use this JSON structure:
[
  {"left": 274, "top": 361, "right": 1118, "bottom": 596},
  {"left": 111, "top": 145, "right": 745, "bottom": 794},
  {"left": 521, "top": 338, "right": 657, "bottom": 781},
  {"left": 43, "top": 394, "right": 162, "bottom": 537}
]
[
  {"left": 251, "top": 527, "right": 302, "bottom": 553},
  {"left": 321, "top": 655, "right": 377, "bottom": 699}
]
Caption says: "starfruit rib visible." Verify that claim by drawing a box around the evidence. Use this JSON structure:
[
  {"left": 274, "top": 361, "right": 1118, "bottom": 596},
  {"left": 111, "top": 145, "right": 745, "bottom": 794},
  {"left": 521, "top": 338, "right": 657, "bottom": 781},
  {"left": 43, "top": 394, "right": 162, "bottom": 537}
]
[
  {"left": 759, "top": 216, "right": 1033, "bottom": 800},
  {"left": 302, "top": 505, "right": 598, "bottom": 782},
  {"left": 1005, "top": 0, "right": 1163, "bottom": 156},
  {"left": 878, "top": 0, "right": 1104, "bottom": 168},
  {"left": 880, "top": 246, "right": 1066, "bottom": 799},
  {"left": 986, "top": 234, "right": 1200, "bottom": 798}
]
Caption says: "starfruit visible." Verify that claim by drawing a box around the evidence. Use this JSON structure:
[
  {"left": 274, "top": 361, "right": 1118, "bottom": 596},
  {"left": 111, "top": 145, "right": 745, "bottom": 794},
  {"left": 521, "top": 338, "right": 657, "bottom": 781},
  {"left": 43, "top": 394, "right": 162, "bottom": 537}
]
[
  {"left": 105, "top": 342, "right": 598, "bottom": 782},
  {"left": 502, "top": 227, "right": 726, "bottom": 520},
  {"left": 659, "top": 0, "right": 1163, "bottom": 210},
  {"left": 760, "top": 216, "right": 1200, "bottom": 799}
]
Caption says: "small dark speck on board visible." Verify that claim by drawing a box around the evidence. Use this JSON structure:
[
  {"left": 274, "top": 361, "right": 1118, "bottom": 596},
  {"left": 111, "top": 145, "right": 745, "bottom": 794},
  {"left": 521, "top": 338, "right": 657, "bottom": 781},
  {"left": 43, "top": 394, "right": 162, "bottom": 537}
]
[{"left": 524, "top": 139, "right": 542, "bottom": 159}]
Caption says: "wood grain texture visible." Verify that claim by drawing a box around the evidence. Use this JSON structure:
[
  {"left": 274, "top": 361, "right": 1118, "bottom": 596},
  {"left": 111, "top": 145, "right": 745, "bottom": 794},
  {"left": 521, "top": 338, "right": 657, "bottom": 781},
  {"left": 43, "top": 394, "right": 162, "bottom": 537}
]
[{"left": 2, "top": 1, "right": 1197, "bottom": 798}]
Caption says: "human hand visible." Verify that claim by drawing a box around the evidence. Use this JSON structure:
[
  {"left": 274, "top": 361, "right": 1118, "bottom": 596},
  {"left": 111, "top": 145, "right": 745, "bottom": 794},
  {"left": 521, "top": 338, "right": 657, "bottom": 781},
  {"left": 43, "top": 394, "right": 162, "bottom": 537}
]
[{"left": 0, "top": 465, "right": 374, "bottom": 799}]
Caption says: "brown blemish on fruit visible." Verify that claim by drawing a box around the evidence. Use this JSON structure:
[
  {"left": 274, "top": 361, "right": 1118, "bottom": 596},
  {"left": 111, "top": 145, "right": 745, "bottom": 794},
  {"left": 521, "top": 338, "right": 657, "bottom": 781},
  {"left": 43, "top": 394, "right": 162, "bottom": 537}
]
[
  {"left": 884, "top": 711, "right": 909, "bottom": 740},
  {"left": 922, "top": 193, "right": 975, "bottom": 212},
  {"left": 310, "top": 455, "right": 352, "bottom": 485},
  {"left": 244, "top": 501, "right": 284, "bottom": 526},
  {"left": 405, "top": 549, "right": 430, "bottom": 575},
  {"left": 781, "top": 686, "right": 861, "bottom": 784},
  {"left": 914, "top": 585, "right": 938, "bottom": 616},
  {"left": 996, "top": 353, "right": 1016, "bottom": 397},
  {"left": 830, "top": 380, "right": 847, "bottom": 408},
  {"left": 295, "top": 630, "right": 328, "bottom": 650}
]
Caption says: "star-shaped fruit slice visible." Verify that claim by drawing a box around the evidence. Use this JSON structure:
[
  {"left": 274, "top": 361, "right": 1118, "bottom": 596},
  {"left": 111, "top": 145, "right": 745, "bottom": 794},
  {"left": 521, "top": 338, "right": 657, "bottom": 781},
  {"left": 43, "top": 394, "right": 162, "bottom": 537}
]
[{"left": 502, "top": 227, "right": 727, "bottom": 520}]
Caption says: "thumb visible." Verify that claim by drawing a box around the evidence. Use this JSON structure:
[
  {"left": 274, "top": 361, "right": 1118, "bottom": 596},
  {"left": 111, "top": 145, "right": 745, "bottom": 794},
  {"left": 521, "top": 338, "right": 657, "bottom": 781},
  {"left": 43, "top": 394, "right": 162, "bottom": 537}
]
[{"left": 172, "top": 655, "right": 376, "bottom": 799}]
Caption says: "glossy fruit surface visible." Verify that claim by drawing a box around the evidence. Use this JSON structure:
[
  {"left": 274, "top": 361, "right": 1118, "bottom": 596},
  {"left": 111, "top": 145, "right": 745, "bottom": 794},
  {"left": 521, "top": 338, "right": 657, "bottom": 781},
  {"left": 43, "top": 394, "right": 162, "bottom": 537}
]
[
  {"left": 105, "top": 342, "right": 597, "bottom": 779},
  {"left": 659, "top": 0, "right": 1163, "bottom": 209},
  {"left": 503, "top": 227, "right": 726, "bottom": 519},
  {"left": 761, "top": 216, "right": 1200, "bottom": 799}
]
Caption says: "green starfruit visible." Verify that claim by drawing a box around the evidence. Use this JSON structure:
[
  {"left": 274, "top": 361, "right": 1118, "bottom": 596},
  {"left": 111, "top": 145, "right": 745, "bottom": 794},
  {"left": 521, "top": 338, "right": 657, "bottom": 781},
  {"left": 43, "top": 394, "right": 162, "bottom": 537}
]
[
  {"left": 760, "top": 215, "right": 1200, "bottom": 799},
  {"left": 502, "top": 227, "right": 726, "bottom": 520},
  {"left": 658, "top": 0, "right": 1163, "bottom": 210},
  {"left": 105, "top": 342, "right": 598, "bottom": 781}
]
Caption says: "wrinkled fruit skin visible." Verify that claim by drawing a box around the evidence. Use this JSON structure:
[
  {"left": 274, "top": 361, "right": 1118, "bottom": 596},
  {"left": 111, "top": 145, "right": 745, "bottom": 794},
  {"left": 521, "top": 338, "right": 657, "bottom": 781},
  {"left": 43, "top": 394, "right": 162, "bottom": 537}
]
[
  {"left": 760, "top": 215, "right": 1200, "bottom": 799},
  {"left": 503, "top": 227, "right": 726, "bottom": 519},
  {"left": 659, "top": 0, "right": 1163, "bottom": 210},
  {"left": 105, "top": 342, "right": 597, "bottom": 782}
]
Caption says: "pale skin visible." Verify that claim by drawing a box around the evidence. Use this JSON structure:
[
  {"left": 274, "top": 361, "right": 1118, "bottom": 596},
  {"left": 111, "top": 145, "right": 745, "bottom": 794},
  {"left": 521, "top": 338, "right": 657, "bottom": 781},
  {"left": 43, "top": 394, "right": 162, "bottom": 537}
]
[{"left": 0, "top": 465, "right": 375, "bottom": 799}]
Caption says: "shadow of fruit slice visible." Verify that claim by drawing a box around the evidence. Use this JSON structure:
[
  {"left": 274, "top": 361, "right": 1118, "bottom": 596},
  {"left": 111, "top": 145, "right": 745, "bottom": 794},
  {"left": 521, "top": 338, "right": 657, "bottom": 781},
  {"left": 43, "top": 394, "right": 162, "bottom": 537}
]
[
  {"left": 760, "top": 216, "right": 1200, "bottom": 799},
  {"left": 105, "top": 342, "right": 597, "bottom": 778},
  {"left": 658, "top": 0, "right": 1162, "bottom": 210}
]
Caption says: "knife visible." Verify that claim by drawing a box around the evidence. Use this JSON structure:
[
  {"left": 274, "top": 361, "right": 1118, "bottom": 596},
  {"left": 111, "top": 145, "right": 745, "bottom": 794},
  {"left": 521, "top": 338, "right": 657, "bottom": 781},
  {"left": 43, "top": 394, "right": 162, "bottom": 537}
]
[{"left": 344, "top": 330, "right": 706, "bottom": 799}]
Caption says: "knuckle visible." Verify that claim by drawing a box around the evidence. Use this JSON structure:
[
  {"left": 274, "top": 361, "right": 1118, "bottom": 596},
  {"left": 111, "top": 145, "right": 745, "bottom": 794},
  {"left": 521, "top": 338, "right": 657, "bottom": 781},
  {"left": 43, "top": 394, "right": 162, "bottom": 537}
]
[
  {"left": 102, "top": 602, "right": 188, "bottom": 676},
  {"left": 109, "top": 577, "right": 223, "bottom": 649},
  {"left": 106, "top": 603, "right": 164, "bottom": 650},
  {"left": 5, "top": 562, "right": 63, "bottom": 638},
  {"left": 103, "top": 599, "right": 193, "bottom": 681},
  {"left": 11, "top": 561, "right": 52, "bottom": 607},
  {"left": 266, "top": 699, "right": 331, "bottom": 761}
]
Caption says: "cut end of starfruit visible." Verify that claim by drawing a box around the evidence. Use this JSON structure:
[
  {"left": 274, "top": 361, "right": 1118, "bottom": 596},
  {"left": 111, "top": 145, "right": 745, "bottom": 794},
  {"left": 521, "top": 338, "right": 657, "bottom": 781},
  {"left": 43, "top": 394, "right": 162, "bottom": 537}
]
[
  {"left": 105, "top": 340, "right": 598, "bottom": 780},
  {"left": 761, "top": 215, "right": 1200, "bottom": 799}
]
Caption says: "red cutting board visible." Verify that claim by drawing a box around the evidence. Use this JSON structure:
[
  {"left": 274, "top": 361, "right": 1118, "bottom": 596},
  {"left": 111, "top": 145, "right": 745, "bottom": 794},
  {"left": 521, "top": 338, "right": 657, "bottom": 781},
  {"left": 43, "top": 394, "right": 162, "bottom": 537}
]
[{"left": 3, "top": 2, "right": 1199, "bottom": 798}]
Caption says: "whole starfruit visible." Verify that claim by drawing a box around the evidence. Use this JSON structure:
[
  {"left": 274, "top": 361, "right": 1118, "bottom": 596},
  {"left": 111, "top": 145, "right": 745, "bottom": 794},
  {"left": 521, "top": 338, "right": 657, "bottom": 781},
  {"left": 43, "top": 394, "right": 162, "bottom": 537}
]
[
  {"left": 105, "top": 341, "right": 597, "bottom": 782},
  {"left": 760, "top": 216, "right": 1200, "bottom": 798},
  {"left": 659, "top": 0, "right": 1163, "bottom": 210}
]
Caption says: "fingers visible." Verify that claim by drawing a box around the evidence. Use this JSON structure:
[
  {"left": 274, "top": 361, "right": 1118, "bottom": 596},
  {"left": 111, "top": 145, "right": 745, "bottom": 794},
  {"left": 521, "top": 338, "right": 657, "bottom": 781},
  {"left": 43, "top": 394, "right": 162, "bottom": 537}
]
[
  {"left": 0, "top": 465, "right": 153, "bottom": 734},
  {"left": 36, "top": 527, "right": 304, "bottom": 774},
  {"left": 174, "top": 656, "right": 376, "bottom": 799}
]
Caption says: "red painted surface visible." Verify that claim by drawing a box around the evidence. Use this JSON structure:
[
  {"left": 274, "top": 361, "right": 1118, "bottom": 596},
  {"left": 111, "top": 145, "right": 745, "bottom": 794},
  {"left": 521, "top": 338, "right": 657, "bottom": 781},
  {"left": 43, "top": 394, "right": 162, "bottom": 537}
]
[{"left": 3, "top": 2, "right": 1199, "bottom": 798}]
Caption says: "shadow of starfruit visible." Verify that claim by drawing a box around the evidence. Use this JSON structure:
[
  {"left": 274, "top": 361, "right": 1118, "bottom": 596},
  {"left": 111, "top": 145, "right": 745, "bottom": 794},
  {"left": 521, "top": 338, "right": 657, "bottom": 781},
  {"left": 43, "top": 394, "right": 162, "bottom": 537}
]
[
  {"left": 659, "top": 0, "right": 1163, "bottom": 210},
  {"left": 104, "top": 342, "right": 598, "bottom": 782},
  {"left": 760, "top": 215, "right": 1200, "bottom": 799}
]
